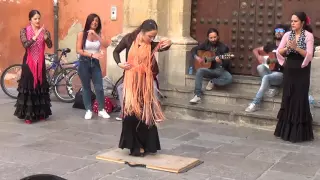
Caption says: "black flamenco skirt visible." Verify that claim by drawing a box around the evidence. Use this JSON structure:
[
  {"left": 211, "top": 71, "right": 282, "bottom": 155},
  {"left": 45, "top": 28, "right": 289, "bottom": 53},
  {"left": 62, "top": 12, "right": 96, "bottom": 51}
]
[
  {"left": 274, "top": 56, "right": 313, "bottom": 143},
  {"left": 14, "top": 54, "right": 52, "bottom": 122},
  {"left": 119, "top": 114, "right": 161, "bottom": 154}
]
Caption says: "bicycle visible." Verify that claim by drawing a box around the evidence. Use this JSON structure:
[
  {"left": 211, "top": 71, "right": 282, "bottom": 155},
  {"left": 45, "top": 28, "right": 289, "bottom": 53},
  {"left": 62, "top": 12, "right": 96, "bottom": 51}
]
[{"left": 0, "top": 48, "right": 81, "bottom": 103}]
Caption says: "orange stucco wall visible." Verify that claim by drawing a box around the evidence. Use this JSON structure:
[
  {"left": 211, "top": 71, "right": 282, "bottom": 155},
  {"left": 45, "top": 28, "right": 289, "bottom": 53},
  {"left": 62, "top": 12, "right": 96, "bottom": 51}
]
[
  {"left": 59, "top": 0, "right": 123, "bottom": 76},
  {"left": 0, "top": 0, "right": 123, "bottom": 76},
  {"left": 0, "top": 0, "right": 54, "bottom": 74}
]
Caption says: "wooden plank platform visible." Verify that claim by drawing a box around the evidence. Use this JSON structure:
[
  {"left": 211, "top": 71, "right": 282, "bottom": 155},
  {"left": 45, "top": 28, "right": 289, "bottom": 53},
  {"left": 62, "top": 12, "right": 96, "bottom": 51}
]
[{"left": 96, "top": 148, "right": 203, "bottom": 173}]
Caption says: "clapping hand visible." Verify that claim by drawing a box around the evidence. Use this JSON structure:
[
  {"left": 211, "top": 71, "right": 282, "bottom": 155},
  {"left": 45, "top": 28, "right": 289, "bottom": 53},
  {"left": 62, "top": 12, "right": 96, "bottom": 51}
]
[
  {"left": 87, "top": 30, "right": 98, "bottom": 37},
  {"left": 33, "top": 25, "right": 45, "bottom": 40},
  {"left": 287, "top": 40, "right": 297, "bottom": 50},
  {"left": 44, "top": 31, "right": 48, "bottom": 40}
]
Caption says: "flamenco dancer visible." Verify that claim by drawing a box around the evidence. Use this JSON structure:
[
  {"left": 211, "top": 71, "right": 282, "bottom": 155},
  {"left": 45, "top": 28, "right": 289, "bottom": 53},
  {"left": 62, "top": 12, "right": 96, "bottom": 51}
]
[
  {"left": 274, "top": 12, "right": 315, "bottom": 142},
  {"left": 14, "top": 10, "right": 52, "bottom": 124},
  {"left": 113, "top": 19, "right": 172, "bottom": 156}
]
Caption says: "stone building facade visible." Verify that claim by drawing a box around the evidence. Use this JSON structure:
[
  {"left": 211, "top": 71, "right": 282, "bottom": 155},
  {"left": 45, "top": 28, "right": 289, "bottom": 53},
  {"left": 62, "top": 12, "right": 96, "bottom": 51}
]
[{"left": 107, "top": 0, "right": 320, "bottom": 100}]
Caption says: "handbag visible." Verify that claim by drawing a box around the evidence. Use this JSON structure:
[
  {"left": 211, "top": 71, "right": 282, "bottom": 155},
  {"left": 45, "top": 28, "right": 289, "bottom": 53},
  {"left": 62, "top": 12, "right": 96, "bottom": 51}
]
[{"left": 72, "top": 88, "right": 96, "bottom": 109}]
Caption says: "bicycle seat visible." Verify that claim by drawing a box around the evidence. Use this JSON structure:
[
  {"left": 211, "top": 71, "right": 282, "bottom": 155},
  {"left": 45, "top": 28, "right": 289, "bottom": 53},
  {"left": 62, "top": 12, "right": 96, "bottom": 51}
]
[{"left": 57, "top": 48, "right": 71, "bottom": 53}]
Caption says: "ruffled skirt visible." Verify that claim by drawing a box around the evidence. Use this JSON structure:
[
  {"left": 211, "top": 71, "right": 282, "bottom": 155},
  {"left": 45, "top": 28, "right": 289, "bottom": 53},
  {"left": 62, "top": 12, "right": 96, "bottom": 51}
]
[
  {"left": 274, "top": 63, "right": 313, "bottom": 142},
  {"left": 14, "top": 53, "right": 51, "bottom": 122}
]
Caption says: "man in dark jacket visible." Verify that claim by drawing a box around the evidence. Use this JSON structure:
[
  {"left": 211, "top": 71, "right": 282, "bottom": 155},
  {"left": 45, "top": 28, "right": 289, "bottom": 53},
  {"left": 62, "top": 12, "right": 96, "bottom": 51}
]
[{"left": 190, "top": 28, "right": 232, "bottom": 104}]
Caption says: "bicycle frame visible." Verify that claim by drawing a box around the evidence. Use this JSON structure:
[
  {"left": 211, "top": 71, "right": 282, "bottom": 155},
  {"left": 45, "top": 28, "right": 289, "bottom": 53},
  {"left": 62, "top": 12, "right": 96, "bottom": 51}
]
[{"left": 45, "top": 51, "right": 79, "bottom": 86}]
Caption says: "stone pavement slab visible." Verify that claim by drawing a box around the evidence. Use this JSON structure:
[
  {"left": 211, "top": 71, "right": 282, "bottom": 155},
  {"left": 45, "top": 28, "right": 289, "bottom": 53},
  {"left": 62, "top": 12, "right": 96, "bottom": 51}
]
[{"left": 0, "top": 92, "right": 319, "bottom": 179}]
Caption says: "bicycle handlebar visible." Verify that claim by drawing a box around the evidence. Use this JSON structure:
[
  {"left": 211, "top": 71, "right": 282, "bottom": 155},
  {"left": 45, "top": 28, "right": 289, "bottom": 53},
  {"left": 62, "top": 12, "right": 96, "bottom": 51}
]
[
  {"left": 45, "top": 48, "right": 71, "bottom": 61},
  {"left": 57, "top": 48, "right": 71, "bottom": 53}
]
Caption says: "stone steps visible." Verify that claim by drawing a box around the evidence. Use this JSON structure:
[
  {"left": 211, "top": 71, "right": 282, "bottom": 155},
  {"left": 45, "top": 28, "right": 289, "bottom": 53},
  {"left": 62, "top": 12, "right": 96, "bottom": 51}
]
[
  {"left": 159, "top": 74, "right": 320, "bottom": 131},
  {"left": 161, "top": 97, "right": 320, "bottom": 132},
  {"left": 160, "top": 84, "right": 281, "bottom": 111},
  {"left": 161, "top": 97, "right": 278, "bottom": 130}
]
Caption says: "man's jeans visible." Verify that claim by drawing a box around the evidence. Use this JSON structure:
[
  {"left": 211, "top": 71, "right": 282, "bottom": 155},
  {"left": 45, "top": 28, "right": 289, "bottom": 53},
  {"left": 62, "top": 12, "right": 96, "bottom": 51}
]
[
  {"left": 117, "top": 79, "right": 159, "bottom": 112},
  {"left": 78, "top": 57, "right": 105, "bottom": 111},
  {"left": 194, "top": 67, "right": 233, "bottom": 96},
  {"left": 252, "top": 64, "right": 283, "bottom": 104}
]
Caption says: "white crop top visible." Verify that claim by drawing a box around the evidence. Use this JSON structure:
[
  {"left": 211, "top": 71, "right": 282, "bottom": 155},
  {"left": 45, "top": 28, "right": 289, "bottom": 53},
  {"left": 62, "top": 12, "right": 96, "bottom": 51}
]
[{"left": 84, "top": 40, "right": 100, "bottom": 54}]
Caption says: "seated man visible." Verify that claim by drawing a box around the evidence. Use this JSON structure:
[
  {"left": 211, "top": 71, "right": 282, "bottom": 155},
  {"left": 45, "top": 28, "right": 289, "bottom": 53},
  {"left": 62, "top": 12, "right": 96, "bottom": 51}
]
[
  {"left": 245, "top": 24, "right": 289, "bottom": 112},
  {"left": 190, "top": 28, "right": 232, "bottom": 104}
]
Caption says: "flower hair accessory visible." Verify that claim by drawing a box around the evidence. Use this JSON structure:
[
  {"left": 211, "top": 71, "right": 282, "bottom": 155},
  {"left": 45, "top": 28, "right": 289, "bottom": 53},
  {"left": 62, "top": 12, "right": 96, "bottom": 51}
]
[{"left": 306, "top": 16, "right": 311, "bottom": 25}]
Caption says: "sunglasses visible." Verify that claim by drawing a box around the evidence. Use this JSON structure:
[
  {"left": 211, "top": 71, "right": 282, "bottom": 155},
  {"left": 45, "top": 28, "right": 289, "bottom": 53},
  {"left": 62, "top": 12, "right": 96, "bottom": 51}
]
[{"left": 275, "top": 28, "right": 285, "bottom": 33}]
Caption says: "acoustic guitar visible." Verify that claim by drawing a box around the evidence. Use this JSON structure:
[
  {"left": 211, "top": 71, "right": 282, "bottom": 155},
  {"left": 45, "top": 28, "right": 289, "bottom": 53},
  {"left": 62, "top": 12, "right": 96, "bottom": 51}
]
[
  {"left": 194, "top": 50, "right": 235, "bottom": 70},
  {"left": 258, "top": 49, "right": 277, "bottom": 71}
]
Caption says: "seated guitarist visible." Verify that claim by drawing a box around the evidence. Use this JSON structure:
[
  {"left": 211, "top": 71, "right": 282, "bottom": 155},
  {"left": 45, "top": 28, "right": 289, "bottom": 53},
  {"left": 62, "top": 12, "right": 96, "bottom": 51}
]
[
  {"left": 245, "top": 24, "right": 289, "bottom": 112},
  {"left": 190, "top": 28, "right": 232, "bottom": 104}
]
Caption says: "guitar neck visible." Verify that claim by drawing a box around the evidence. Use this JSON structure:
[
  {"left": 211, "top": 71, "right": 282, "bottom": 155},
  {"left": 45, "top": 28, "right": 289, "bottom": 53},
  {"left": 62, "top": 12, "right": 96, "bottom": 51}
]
[{"left": 205, "top": 55, "right": 230, "bottom": 63}]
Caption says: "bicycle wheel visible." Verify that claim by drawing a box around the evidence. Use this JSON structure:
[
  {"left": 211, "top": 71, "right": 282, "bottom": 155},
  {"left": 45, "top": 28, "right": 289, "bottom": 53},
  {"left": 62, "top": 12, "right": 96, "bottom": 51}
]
[
  {"left": 0, "top": 64, "right": 22, "bottom": 99},
  {"left": 53, "top": 67, "right": 80, "bottom": 103}
]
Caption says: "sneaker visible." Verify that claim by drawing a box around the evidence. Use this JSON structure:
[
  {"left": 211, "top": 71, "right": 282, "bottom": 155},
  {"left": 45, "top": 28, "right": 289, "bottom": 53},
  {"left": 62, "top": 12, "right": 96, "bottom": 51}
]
[
  {"left": 98, "top": 109, "right": 110, "bottom": 119},
  {"left": 206, "top": 81, "right": 214, "bottom": 91},
  {"left": 189, "top": 95, "right": 201, "bottom": 104},
  {"left": 116, "top": 113, "right": 123, "bottom": 121},
  {"left": 84, "top": 110, "right": 93, "bottom": 120},
  {"left": 245, "top": 103, "right": 260, "bottom": 112},
  {"left": 265, "top": 88, "right": 279, "bottom": 98},
  {"left": 116, "top": 117, "right": 122, "bottom": 121}
]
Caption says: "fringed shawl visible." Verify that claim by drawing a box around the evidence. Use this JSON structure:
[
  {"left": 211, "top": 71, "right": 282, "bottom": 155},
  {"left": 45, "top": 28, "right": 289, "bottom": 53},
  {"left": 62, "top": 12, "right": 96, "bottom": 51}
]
[{"left": 123, "top": 35, "right": 164, "bottom": 126}]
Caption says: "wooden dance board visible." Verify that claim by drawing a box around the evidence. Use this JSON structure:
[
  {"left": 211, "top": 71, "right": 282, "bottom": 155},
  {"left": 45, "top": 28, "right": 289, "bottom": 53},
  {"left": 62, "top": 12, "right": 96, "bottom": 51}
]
[{"left": 96, "top": 149, "right": 203, "bottom": 173}]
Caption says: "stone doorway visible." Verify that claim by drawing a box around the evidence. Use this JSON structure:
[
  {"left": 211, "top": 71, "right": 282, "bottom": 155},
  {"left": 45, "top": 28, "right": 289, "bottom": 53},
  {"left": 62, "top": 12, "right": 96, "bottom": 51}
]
[{"left": 190, "top": 0, "right": 320, "bottom": 76}]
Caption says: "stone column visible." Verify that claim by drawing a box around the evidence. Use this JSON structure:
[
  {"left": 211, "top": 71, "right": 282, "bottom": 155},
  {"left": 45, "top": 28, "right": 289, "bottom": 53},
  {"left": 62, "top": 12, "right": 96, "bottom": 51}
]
[
  {"left": 106, "top": 0, "right": 198, "bottom": 87},
  {"left": 157, "top": 0, "right": 198, "bottom": 86},
  {"left": 310, "top": 46, "right": 320, "bottom": 102}
]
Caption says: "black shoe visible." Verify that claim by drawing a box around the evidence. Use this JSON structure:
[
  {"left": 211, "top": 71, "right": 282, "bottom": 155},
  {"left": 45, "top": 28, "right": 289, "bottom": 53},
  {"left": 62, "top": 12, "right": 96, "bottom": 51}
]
[{"left": 129, "top": 148, "right": 145, "bottom": 157}]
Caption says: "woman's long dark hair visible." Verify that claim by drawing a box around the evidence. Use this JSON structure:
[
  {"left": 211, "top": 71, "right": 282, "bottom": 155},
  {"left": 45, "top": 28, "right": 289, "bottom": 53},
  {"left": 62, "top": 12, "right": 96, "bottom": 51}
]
[
  {"left": 28, "top": 10, "right": 41, "bottom": 20},
  {"left": 293, "top": 11, "right": 313, "bottom": 33},
  {"left": 128, "top": 19, "right": 158, "bottom": 42},
  {"left": 81, "top": 13, "right": 102, "bottom": 49}
]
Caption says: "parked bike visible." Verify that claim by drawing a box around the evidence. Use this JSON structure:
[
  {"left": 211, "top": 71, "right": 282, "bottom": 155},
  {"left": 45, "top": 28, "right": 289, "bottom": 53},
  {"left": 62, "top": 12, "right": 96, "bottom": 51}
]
[{"left": 0, "top": 48, "right": 81, "bottom": 103}]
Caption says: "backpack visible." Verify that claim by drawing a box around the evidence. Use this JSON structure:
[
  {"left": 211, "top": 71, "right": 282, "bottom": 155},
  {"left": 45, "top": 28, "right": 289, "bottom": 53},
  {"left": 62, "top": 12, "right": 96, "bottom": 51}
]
[{"left": 72, "top": 88, "right": 96, "bottom": 109}]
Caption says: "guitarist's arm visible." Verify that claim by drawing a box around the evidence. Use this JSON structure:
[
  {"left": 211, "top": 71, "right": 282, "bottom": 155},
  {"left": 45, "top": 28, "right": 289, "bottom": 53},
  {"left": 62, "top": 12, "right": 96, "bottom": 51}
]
[
  {"left": 191, "top": 42, "right": 207, "bottom": 61},
  {"left": 252, "top": 46, "right": 264, "bottom": 64}
]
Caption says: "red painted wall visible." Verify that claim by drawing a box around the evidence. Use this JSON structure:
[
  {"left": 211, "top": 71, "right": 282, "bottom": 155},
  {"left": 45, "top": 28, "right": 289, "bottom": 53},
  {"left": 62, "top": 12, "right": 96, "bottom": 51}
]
[
  {"left": 0, "top": 0, "right": 54, "bottom": 74},
  {"left": 0, "top": 0, "right": 123, "bottom": 76}
]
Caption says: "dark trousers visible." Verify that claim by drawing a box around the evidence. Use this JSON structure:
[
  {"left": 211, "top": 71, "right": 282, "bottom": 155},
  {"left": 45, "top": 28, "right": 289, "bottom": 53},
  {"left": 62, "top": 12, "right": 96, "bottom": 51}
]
[{"left": 78, "top": 56, "right": 104, "bottom": 111}]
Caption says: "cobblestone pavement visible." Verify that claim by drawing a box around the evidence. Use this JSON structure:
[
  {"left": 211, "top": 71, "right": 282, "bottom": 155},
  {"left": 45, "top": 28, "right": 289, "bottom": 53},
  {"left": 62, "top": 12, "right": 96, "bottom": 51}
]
[{"left": 0, "top": 92, "right": 320, "bottom": 180}]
